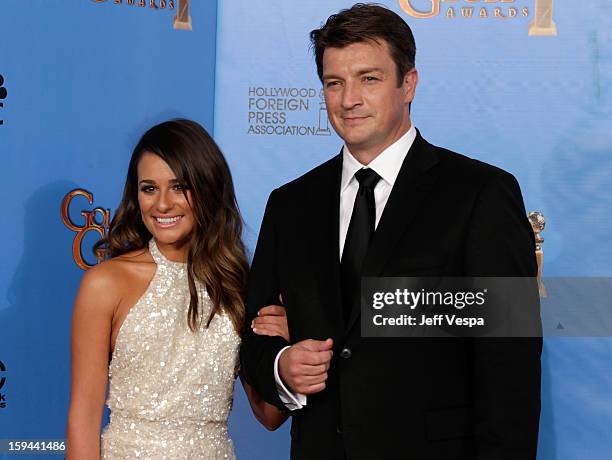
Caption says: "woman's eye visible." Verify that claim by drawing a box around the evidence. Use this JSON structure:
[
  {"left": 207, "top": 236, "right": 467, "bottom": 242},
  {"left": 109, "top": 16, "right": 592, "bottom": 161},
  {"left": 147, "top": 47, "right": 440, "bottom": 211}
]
[
  {"left": 140, "top": 186, "right": 156, "bottom": 193},
  {"left": 173, "top": 183, "right": 189, "bottom": 191}
]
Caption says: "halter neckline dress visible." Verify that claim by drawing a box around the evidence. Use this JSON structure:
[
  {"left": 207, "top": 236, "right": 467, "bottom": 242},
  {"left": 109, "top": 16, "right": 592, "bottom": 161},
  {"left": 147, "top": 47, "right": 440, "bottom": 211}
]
[{"left": 101, "top": 239, "right": 240, "bottom": 459}]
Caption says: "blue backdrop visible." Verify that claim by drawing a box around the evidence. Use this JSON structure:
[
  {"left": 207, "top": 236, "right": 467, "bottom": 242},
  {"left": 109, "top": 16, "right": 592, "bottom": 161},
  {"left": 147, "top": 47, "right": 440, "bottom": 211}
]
[
  {"left": 0, "top": 0, "right": 219, "bottom": 457},
  {"left": 2, "top": 1, "right": 612, "bottom": 459}
]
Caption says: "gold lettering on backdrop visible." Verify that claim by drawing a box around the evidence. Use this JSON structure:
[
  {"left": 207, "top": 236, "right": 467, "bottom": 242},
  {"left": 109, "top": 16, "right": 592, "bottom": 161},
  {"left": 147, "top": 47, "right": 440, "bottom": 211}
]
[
  {"left": 399, "top": 0, "right": 440, "bottom": 19},
  {"left": 398, "top": 1, "right": 554, "bottom": 35},
  {"left": 461, "top": 7, "right": 474, "bottom": 18},
  {"left": 91, "top": 0, "right": 178, "bottom": 25},
  {"left": 61, "top": 189, "right": 111, "bottom": 270},
  {"left": 529, "top": 0, "right": 557, "bottom": 35},
  {"left": 173, "top": 0, "right": 192, "bottom": 30},
  {"left": 400, "top": 0, "right": 520, "bottom": 17}
]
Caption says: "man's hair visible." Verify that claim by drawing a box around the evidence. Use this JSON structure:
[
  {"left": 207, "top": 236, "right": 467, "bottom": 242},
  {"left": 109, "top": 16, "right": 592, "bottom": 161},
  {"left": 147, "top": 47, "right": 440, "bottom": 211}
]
[{"left": 310, "top": 3, "right": 416, "bottom": 86}]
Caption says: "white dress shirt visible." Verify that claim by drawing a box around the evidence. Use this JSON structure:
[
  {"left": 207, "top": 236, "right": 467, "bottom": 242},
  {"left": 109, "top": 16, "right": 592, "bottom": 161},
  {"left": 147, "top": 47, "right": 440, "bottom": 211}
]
[{"left": 274, "top": 125, "right": 418, "bottom": 410}]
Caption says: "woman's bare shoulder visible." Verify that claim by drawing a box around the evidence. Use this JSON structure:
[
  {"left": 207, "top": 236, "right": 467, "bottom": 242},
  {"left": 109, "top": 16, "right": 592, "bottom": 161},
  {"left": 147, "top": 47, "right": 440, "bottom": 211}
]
[{"left": 78, "top": 248, "right": 154, "bottom": 301}]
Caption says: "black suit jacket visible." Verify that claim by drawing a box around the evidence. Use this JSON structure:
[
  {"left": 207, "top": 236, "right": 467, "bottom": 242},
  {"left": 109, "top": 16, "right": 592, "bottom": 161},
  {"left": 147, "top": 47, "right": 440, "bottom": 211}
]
[{"left": 240, "top": 132, "right": 542, "bottom": 460}]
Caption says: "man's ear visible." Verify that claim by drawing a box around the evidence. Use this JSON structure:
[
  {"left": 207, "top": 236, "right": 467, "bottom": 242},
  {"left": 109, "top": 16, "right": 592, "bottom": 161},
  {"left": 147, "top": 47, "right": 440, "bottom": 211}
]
[{"left": 403, "top": 68, "right": 418, "bottom": 104}]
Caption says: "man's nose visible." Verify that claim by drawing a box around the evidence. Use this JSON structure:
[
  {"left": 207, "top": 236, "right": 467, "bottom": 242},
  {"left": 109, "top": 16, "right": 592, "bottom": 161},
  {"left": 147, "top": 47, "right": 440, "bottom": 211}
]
[{"left": 341, "top": 81, "right": 363, "bottom": 110}]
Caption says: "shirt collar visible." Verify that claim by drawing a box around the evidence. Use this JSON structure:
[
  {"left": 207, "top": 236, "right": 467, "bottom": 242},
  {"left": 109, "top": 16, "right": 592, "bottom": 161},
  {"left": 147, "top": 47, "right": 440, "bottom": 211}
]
[{"left": 341, "top": 125, "right": 417, "bottom": 192}]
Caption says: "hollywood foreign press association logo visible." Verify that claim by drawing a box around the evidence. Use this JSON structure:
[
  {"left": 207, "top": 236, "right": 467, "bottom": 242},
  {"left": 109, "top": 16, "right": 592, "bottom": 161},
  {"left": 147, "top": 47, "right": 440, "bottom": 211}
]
[
  {"left": 0, "top": 360, "right": 7, "bottom": 409},
  {"left": 0, "top": 73, "right": 7, "bottom": 126},
  {"left": 399, "top": 0, "right": 557, "bottom": 35},
  {"left": 247, "top": 86, "right": 332, "bottom": 137},
  {"left": 92, "top": 0, "right": 192, "bottom": 30}
]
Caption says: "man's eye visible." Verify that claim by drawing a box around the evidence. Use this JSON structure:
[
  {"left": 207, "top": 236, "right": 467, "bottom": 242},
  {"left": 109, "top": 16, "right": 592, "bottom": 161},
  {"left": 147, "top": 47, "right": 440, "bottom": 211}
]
[
  {"left": 363, "top": 76, "right": 378, "bottom": 82},
  {"left": 325, "top": 81, "right": 340, "bottom": 88}
]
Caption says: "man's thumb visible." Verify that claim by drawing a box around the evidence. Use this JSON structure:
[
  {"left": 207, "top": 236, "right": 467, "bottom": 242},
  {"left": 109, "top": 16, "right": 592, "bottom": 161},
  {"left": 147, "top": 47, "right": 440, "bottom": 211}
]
[
  {"left": 301, "top": 338, "right": 334, "bottom": 352},
  {"left": 318, "top": 338, "right": 334, "bottom": 351}
]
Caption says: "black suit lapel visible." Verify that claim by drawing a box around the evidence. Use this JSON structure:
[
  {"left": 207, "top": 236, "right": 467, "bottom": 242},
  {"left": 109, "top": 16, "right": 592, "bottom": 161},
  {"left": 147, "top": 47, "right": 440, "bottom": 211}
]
[
  {"left": 307, "top": 153, "right": 344, "bottom": 335},
  {"left": 345, "top": 132, "right": 440, "bottom": 332}
]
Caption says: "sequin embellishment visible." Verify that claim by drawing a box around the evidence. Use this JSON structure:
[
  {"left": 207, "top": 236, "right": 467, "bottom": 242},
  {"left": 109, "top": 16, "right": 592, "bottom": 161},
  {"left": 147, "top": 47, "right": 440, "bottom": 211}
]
[{"left": 101, "top": 239, "right": 240, "bottom": 459}]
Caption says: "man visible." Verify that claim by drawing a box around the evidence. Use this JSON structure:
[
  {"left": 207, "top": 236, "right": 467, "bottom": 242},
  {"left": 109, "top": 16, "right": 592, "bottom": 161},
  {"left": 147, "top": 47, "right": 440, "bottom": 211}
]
[{"left": 241, "top": 4, "right": 541, "bottom": 459}]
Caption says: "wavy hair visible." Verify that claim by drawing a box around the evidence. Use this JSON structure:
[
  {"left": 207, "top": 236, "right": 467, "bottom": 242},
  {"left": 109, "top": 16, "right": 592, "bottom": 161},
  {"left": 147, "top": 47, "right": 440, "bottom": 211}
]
[
  {"left": 310, "top": 3, "right": 416, "bottom": 86},
  {"left": 95, "top": 119, "right": 248, "bottom": 334}
]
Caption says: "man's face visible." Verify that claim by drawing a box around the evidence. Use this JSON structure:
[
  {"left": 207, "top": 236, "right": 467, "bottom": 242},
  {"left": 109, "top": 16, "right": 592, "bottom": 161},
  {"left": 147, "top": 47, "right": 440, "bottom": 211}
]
[{"left": 322, "top": 40, "right": 417, "bottom": 160}]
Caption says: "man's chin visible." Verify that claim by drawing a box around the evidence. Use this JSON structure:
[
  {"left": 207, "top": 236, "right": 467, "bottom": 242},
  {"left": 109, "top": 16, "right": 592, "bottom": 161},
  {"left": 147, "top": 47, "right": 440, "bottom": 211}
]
[
  {"left": 342, "top": 132, "right": 371, "bottom": 147},
  {"left": 344, "top": 137, "right": 377, "bottom": 153}
]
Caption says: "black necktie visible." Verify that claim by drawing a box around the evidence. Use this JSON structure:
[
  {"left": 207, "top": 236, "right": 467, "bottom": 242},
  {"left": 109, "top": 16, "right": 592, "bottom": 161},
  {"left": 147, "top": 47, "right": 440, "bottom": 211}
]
[{"left": 341, "top": 168, "right": 381, "bottom": 325}]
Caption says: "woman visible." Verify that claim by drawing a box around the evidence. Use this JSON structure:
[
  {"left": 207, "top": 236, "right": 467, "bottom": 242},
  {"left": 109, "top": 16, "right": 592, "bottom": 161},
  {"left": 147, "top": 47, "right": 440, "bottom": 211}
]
[{"left": 66, "top": 119, "right": 288, "bottom": 459}]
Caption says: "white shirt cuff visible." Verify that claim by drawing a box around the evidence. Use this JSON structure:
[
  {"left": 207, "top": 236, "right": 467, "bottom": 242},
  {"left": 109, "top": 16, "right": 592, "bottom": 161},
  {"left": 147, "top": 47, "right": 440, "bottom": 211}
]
[{"left": 274, "top": 346, "right": 307, "bottom": 410}]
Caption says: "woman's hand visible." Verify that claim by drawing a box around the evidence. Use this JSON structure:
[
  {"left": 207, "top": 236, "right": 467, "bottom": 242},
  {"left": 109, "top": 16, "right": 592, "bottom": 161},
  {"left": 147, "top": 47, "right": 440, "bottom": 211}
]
[{"left": 252, "top": 304, "right": 290, "bottom": 342}]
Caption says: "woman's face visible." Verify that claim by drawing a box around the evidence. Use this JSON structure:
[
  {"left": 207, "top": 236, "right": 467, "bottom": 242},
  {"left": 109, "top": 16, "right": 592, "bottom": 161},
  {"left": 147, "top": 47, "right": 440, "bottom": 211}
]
[{"left": 137, "top": 152, "right": 195, "bottom": 257}]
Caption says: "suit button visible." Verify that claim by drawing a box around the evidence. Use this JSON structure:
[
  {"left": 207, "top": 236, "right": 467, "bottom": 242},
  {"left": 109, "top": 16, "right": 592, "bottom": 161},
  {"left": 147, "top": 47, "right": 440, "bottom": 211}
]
[
  {"left": 340, "top": 347, "right": 352, "bottom": 359},
  {"left": 336, "top": 425, "right": 343, "bottom": 434}
]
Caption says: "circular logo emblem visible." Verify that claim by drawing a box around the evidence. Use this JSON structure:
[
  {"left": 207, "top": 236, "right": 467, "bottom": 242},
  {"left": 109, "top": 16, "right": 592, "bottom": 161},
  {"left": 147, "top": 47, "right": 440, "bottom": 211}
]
[
  {"left": 0, "top": 360, "right": 6, "bottom": 390},
  {"left": 0, "top": 74, "right": 7, "bottom": 100}
]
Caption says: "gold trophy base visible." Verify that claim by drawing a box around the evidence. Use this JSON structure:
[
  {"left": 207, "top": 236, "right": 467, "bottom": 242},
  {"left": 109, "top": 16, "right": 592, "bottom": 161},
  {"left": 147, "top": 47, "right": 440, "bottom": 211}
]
[
  {"left": 535, "top": 250, "right": 547, "bottom": 298},
  {"left": 528, "top": 21, "right": 557, "bottom": 36},
  {"left": 174, "top": 15, "right": 193, "bottom": 31}
]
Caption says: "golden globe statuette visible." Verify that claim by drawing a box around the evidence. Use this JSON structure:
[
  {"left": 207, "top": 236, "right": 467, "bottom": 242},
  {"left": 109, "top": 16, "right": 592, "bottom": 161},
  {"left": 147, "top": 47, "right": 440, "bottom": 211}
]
[
  {"left": 173, "top": 0, "right": 192, "bottom": 30},
  {"left": 528, "top": 211, "right": 547, "bottom": 297},
  {"left": 529, "top": 0, "right": 557, "bottom": 36}
]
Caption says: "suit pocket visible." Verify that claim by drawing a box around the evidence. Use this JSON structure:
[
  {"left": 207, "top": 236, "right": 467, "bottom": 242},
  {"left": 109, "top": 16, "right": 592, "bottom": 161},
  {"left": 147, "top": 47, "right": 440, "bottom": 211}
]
[{"left": 426, "top": 406, "right": 474, "bottom": 441}]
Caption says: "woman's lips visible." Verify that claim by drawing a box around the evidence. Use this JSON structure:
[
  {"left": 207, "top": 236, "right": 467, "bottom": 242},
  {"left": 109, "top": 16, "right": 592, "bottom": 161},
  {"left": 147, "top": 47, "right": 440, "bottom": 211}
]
[{"left": 153, "top": 215, "right": 183, "bottom": 228}]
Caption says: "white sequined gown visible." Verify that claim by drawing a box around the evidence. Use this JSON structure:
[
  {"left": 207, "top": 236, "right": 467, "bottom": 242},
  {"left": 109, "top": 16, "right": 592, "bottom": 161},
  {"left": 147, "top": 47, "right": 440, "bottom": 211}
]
[{"left": 101, "top": 239, "right": 241, "bottom": 459}]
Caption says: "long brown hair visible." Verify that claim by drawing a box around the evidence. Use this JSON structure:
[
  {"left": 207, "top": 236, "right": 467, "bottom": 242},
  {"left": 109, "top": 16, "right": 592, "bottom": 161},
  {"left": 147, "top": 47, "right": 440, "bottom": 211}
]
[{"left": 95, "top": 119, "right": 248, "bottom": 334}]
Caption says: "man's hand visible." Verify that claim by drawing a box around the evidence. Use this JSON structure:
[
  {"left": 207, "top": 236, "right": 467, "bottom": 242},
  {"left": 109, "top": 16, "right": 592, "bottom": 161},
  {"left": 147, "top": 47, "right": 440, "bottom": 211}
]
[
  {"left": 252, "top": 305, "right": 290, "bottom": 342},
  {"left": 278, "top": 338, "right": 333, "bottom": 395}
]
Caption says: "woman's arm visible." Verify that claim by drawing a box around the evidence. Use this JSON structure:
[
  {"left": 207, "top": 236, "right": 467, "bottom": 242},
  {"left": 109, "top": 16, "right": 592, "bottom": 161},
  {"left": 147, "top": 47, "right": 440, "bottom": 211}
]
[
  {"left": 242, "top": 304, "right": 290, "bottom": 430},
  {"left": 66, "top": 264, "right": 119, "bottom": 459},
  {"left": 251, "top": 305, "right": 289, "bottom": 341},
  {"left": 240, "top": 376, "right": 289, "bottom": 431}
]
